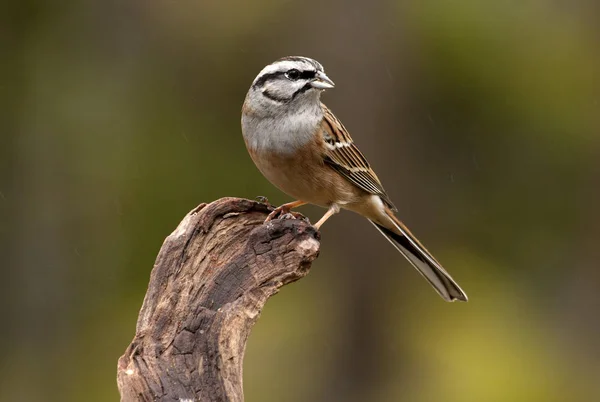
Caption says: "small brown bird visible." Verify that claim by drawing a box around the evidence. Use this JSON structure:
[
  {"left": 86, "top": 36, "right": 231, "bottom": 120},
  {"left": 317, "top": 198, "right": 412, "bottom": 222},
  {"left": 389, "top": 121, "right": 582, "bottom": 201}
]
[{"left": 241, "top": 56, "right": 467, "bottom": 302}]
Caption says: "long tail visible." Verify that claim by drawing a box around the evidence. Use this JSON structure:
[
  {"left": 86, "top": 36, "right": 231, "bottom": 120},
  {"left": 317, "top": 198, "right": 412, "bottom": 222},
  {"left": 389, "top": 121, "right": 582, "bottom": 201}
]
[{"left": 370, "top": 212, "right": 468, "bottom": 302}]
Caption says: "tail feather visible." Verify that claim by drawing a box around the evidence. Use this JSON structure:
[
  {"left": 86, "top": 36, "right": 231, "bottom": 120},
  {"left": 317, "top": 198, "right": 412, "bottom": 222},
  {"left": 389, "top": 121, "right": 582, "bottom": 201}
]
[{"left": 370, "top": 217, "right": 468, "bottom": 302}]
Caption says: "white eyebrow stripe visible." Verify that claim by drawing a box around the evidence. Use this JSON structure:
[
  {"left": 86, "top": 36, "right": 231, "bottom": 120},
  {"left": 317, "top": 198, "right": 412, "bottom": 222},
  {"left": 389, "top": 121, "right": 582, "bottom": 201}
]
[{"left": 255, "top": 59, "right": 315, "bottom": 82}]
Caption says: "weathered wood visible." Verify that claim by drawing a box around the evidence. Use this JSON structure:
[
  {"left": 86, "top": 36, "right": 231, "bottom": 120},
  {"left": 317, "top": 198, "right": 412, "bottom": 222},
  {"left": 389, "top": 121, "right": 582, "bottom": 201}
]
[{"left": 117, "top": 197, "right": 320, "bottom": 402}]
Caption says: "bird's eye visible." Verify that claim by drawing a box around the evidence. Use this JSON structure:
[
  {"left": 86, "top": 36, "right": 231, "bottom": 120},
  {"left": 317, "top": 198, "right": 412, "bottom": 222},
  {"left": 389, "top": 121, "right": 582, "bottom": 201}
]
[{"left": 285, "top": 69, "right": 301, "bottom": 80}]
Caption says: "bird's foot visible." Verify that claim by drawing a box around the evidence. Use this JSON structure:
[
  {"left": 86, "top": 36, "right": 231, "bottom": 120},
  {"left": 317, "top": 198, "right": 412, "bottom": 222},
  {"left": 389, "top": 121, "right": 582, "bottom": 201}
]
[
  {"left": 280, "top": 212, "right": 307, "bottom": 221},
  {"left": 265, "top": 205, "right": 305, "bottom": 223}
]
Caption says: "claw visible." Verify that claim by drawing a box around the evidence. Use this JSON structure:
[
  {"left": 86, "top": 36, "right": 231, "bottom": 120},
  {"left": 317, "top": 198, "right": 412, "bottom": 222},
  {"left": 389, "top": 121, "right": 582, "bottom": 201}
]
[
  {"left": 263, "top": 200, "right": 307, "bottom": 223},
  {"left": 265, "top": 205, "right": 287, "bottom": 222},
  {"left": 265, "top": 206, "right": 307, "bottom": 223},
  {"left": 280, "top": 212, "right": 307, "bottom": 221}
]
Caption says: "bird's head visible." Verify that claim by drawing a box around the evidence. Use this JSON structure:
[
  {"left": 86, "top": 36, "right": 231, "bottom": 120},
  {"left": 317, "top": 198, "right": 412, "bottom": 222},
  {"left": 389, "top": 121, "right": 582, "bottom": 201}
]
[{"left": 248, "top": 56, "right": 334, "bottom": 110}]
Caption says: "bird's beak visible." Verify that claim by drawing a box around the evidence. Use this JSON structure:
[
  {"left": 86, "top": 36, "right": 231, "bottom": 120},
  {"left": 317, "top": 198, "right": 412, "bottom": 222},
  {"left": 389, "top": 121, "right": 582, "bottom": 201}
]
[{"left": 310, "top": 71, "right": 335, "bottom": 89}]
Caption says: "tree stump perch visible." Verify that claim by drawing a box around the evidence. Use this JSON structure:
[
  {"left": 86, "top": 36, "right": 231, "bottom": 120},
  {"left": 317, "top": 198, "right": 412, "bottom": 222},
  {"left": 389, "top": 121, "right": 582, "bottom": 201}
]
[{"left": 117, "top": 197, "right": 321, "bottom": 401}]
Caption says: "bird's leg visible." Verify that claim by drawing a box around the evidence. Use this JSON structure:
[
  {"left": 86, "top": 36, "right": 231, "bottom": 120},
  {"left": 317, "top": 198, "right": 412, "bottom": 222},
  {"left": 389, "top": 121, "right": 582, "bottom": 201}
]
[
  {"left": 265, "top": 200, "right": 307, "bottom": 222},
  {"left": 314, "top": 204, "right": 340, "bottom": 230}
]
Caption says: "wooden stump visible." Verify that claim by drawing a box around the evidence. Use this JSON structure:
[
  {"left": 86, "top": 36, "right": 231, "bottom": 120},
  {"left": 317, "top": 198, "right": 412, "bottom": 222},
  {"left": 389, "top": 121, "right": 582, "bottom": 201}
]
[{"left": 117, "top": 197, "right": 320, "bottom": 401}]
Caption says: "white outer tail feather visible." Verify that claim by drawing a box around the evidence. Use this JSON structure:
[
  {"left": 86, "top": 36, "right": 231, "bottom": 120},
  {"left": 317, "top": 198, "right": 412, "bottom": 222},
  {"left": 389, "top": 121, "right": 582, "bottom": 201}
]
[{"left": 369, "top": 218, "right": 468, "bottom": 302}]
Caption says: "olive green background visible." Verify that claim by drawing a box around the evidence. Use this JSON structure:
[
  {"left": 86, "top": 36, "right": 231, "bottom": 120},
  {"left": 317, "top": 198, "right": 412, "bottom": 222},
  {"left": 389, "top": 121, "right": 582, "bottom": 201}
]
[{"left": 1, "top": 1, "right": 599, "bottom": 401}]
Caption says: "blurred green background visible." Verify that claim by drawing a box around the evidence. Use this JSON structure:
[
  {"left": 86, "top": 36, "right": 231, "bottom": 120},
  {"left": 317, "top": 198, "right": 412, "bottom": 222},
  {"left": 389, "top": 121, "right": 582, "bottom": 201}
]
[{"left": 2, "top": 0, "right": 599, "bottom": 401}]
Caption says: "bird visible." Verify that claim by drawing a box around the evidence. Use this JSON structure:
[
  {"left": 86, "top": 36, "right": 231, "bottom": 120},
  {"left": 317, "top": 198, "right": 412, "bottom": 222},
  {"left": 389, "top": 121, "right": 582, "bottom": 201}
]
[{"left": 241, "top": 56, "right": 467, "bottom": 302}]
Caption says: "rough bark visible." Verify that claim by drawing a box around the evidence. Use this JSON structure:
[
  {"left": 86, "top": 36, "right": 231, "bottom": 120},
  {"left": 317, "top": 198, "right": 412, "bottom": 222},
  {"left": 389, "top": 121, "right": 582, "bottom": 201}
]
[{"left": 117, "top": 197, "right": 320, "bottom": 402}]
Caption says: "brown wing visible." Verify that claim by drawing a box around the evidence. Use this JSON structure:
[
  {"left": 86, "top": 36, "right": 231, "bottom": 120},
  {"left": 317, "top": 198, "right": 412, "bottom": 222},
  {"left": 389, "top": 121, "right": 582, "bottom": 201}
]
[{"left": 320, "top": 105, "right": 397, "bottom": 211}]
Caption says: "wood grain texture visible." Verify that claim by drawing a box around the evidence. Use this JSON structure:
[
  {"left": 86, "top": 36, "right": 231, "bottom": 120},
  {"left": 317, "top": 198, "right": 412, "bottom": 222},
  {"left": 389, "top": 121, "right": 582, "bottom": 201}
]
[{"left": 117, "top": 197, "right": 320, "bottom": 402}]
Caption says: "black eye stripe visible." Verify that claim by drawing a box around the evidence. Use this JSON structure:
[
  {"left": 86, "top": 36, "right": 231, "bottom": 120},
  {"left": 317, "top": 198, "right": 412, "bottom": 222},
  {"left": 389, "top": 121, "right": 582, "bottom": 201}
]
[
  {"left": 285, "top": 69, "right": 301, "bottom": 80},
  {"left": 253, "top": 72, "right": 285, "bottom": 88},
  {"left": 286, "top": 69, "right": 316, "bottom": 81},
  {"left": 299, "top": 70, "right": 316, "bottom": 80},
  {"left": 254, "top": 69, "right": 316, "bottom": 87}
]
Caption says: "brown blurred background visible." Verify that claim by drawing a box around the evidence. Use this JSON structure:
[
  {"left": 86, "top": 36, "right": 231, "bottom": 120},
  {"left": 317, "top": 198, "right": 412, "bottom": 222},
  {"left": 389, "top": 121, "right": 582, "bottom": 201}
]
[{"left": 1, "top": 0, "right": 599, "bottom": 401}]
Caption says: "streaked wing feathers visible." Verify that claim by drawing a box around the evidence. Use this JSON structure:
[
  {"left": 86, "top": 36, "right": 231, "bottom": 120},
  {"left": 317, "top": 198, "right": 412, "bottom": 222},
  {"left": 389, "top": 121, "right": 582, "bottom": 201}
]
[{"left": 321, "top": 105, "right": 397, "bottom": 211}]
